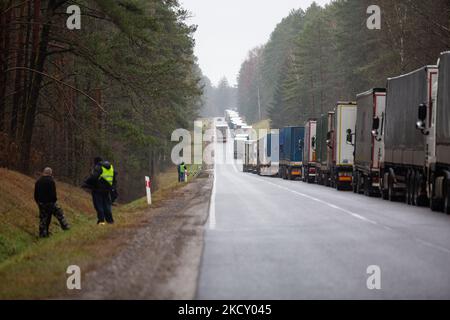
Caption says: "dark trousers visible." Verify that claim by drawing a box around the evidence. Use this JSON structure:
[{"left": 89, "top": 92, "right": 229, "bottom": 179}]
[
  {"left": 38, "top": 202, "right": 69, "bottom": 237},
  {"left": 92, "top": 191, "right": 113, "bottom": 223}
]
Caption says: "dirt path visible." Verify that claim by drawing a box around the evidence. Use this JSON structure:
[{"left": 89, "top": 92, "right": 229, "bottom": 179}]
[{"left": 76, "top": 171, "right": 213, "bottom": 299}]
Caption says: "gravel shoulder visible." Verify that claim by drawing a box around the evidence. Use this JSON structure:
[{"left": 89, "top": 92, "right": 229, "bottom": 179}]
[{"left": 76, "top": 171, "right": 213, "bottom": 300}]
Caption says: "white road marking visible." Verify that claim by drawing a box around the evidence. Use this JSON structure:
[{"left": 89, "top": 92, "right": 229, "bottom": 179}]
[
  {"left": 209, "top": 147, "right": 217, "bottom": 230},
  {"left": 259, "top": 178, "right": 379, "bottom": 226},
  {"left": 415, "top": 238, "right": 450, "bottom": 255},
  {"left": 256, "top": 176, "right": 450, "bottom": 255}
]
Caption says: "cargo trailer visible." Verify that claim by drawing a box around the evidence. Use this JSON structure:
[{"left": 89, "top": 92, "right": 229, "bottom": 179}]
[
  {"left": 315, "top": 112, "right": 334, "bottom": 186},
  {"left": 302, "top": 119, "right": 317, "bottom": 183},
  {"left": 427, "top": 52, "right": 450, "bottom": 214},
  {"left": 216, "top": 123, "right": 228, "bottom": 143},
  {"left": 234, "top": 134, "right": 248, "bottom": 160},
  {"left": 257, "top": 131, "right": 280, "bottom": 176},
  {"left": 382, "top": 65, "right": 438, "bottom": 203},
  {"left": 329, "top": 102, "right": 357, "bottom": 190},
  {"left": 279, "top": 127, "right": 305, "bottom": 180},
  {"left": 353, "top": 88, "right": 386, "bottom": 196},
  {"left": 243, "top": 140, "right": 257, "bottom": 173}
]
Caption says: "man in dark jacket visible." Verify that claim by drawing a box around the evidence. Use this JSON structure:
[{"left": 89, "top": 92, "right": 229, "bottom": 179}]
[
  {"left": 84, "top": 157, "right": 117, "bottom": 225},
  {"left": 34, "top": 167, "right": 70, "bottom": 238}
]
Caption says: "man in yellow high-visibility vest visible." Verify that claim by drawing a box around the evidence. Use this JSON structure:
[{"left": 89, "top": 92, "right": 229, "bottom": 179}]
[
  {"left": 178, "top": 162, "right": 188, "bottom": 182},
  {"left": 83, "top": 157, "right": 118, "bottom": 225}
]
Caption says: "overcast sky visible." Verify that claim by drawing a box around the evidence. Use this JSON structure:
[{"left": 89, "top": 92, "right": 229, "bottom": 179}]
[{"left": 180, "top": 0, "right": 331, "bottom": 87}]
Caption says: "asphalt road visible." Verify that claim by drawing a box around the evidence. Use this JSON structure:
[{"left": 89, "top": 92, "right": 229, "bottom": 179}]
[{"left": 197, "top": 138, "right": 450, "bottom": 299}]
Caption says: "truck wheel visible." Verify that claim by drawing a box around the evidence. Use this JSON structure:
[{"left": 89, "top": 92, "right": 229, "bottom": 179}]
[
  {"left": 430, "top": 182, "right": 443, "bottom": 212},
  {"left": 388, "top": 177, "right": 397, "bottom": 202},
  {"left": 444, "top": 183, "right": 450, "bottom": 215},
  {"left": 356, "top": 175, "right": 362, "bottom": 194},
  {"left": 405, "top": 171, "right": 411, "bottom": 205},
  {"left": 352, "top": 173, "right": 358, "bottom": 193},
  {"left": 364, "top": 176, "right": 371, "bottom": 197},
  {"left": 414, "top": 173, "right": 428, "bottom": 207}
]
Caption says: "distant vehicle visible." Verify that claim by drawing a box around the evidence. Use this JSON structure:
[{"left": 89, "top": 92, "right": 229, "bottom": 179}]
[
  {"left": 353, "top": 88, "right": 386, "bottom": 196},
  {"left": 243, "top": 140, "right": 257, "bottom": 173},
  {"left": 381, "top": 65, "right": 438, "bottom": 203},
  {"left": 257, "top": 132, "right": 279, "bottom": 176},
  {"left": 279, "top": 127, "right": 305, "bottom": 180},
  {"left": 216, "top": 124, "right": 228, "bottom": 143},
  {"left": 234, "top": 134, "right": 249, "bottom": 160},
  {"left": 302, "top": 119, "right": 317, "bottom": 183}
]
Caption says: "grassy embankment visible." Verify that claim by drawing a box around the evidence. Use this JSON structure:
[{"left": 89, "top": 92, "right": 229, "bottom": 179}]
[{"left": 0, "top": 164, "right": 201, "bottom": 299}]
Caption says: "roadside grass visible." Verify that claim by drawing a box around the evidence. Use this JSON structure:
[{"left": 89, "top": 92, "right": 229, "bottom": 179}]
[{"left": 0, "top": 165, "right": 196, "bottom": 299}]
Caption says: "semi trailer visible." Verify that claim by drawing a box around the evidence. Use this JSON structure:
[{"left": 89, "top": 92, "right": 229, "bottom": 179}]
[
  {"left": 302, "top": 119, "right": 317, "bottom": 183},
  {"left": 279, "top": 127, "right": 305, "bottom": 180},
  {"left": 427, "top": 52, "right": 450, "bottom": 214},
  {"left": 316, "top": 112, "right": 333, "bottom": 186},
  {"left": 216, "top": 123, "right": 228, "bottom": 143},
  {"left": 381, "top": 65, "right": 438, "bottom": 203},
  {"left": 243, "top": 140, "right": 257, "bottom": 173},
  {"left": 353, "top": 88, "right": 386, "bottom": 196},
  {"left": 234, "top": 134, "right": 248, "bottom": 160},
  {"left": 257, "top": 131, "right": 280, "bottom": 176},
  {"left": 329, "top": 102, "right": 357, "bottom": 190}
]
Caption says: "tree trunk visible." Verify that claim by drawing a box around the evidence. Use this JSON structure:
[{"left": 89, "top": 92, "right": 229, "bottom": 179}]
[
  {"left": 10, "top": 2, "right": 26, "bottom": 139},
  {"left": 20, "top": 0, "right": 54, "bottom": 172}
]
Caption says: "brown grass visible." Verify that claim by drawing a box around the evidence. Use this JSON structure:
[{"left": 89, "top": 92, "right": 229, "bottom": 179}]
[{"left": 0, "top": 165, "right": 195, "bottom": 299}]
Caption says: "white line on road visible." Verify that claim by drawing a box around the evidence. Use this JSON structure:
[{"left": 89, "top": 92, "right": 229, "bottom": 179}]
[
  {"left": 258, "top": 178, "right": 379, "bottom": 226},
  {"left": 209, "top": 157, "right": 217, "bottom": 231},
  {"left": 256, "top": 176, "right": 450, "bottom": 255}
]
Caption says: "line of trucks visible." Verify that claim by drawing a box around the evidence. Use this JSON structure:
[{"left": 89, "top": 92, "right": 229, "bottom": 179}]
[{"left": 241, "top": 51, "right": 450, "bottom": 214}]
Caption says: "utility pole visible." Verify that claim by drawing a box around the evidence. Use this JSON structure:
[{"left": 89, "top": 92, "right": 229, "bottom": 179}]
[{"left": 257, "top": 85, "right": 262, "bottom": 122}]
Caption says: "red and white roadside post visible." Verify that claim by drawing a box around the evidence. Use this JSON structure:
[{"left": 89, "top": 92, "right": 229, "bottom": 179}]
[{"left": 145, "top": 176, "right": 152, "bottom": 205}]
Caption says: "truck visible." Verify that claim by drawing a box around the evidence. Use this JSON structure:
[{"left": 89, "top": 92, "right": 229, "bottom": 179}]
[
  {"left": 279, "top": 127, "right": 304, "bottom": 180},
  {"left": 234, "top": 134, "right": 248, "bottom": 160},
  {"left": 257, "top": 131, "right": 279, "bottom": 176},
  {"left": 315, "top": 112, "right": 333, "bottom": 186},
  {"left": 302, "top": 119, "right": 317, "bottom": 183},
  {"left": 216, "top": 123, "right": 228, "bottom": 143},
  {"left": 329, "top": 102, "right": 358, "bottom": 190},
  {"left": 425, "top": 52, "right": 450, "bottom": 214},
  {"left": 243, "top": 140, "right": 257, "bottom": 173},
  {"left": 353, "top": 89, "right": 386, "bottom": 196},
  {"left": 381, "top": 65, "right": 438, "bottom": 204}
]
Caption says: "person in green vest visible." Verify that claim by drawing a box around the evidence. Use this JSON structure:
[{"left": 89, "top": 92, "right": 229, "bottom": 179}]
[
  {"left": 83, "top": 157, "right": 118, "bottom": 225},
  {"left": 178, "top": 162, "right": 186, "bottom": 182}
]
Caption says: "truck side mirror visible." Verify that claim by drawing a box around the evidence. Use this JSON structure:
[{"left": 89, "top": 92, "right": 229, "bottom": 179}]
[
  {"left": 372, "top": 117, "right": 380, "bottom": 130},
  {"left": 298, "top": 139, "right": 304, "bottom": 151},
  {"left": 346, "top": 129, "right": 354, "bottom": 145},
  {"left": 418, "top": 103, "right": 427, "bottom": 121},
  {"left": 416, "top": 103, "right": 428, "bottom": 134}
]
